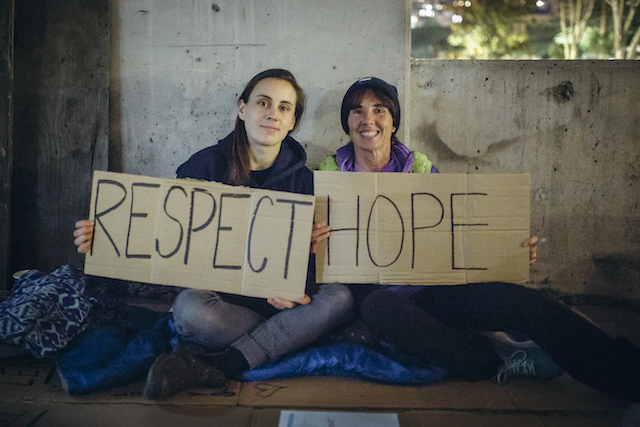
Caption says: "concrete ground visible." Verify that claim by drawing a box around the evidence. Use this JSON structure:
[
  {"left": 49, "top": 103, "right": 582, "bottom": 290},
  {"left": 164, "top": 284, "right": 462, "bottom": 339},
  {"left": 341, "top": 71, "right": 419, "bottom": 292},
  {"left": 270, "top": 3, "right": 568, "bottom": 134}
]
[{"left": 0, "top": 303, "right": 638, "bottom": 427}]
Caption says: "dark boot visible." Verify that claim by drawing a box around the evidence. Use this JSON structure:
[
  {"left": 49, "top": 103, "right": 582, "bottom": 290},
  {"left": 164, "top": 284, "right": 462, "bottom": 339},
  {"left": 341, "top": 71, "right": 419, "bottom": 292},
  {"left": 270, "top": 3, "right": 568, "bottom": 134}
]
[
  {"left": 144, "top": 341, "right": 228, "bottom": 400},
  {"left": 326, "top": 319, "right": 375, "bottom": 347}
]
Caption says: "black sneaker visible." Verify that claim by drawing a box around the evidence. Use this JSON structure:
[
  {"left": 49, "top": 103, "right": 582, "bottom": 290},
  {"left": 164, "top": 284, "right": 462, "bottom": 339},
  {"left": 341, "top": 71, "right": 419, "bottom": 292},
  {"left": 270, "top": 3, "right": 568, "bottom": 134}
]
[{"left": 144, "top": 341, "right": 228, "bottom": 400}]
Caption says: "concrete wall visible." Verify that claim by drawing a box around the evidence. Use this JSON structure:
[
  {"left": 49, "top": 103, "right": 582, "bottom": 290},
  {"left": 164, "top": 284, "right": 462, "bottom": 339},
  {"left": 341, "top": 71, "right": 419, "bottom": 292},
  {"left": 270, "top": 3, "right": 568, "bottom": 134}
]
[
  {"left": 409, "top": 59, "right": 640, "bottom": 300},
  {"left": 6, "top": 1, "right": 639, "bottom": 301},
  {"left": 10, "top": 0, "right": 109, "bottom": 278},
  {"left": 110, "top": 0, "right": 409, "bottom": 177},
  {"left": 0, "top": 1, "right": 12, "bottom": 290}
]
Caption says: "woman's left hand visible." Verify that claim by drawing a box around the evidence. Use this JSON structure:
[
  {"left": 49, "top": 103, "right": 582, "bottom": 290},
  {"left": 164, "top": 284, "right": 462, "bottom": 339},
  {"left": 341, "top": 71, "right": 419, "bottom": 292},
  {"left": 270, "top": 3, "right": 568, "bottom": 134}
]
[
  {"left": 267, "top": 294, "right": 311, "bottom": 310},
  {"left": 523, "top": 236, "right": 539, "bottom": 265},
  {"left": 310, "top": 222, "right": 331, "bottom": 254}
]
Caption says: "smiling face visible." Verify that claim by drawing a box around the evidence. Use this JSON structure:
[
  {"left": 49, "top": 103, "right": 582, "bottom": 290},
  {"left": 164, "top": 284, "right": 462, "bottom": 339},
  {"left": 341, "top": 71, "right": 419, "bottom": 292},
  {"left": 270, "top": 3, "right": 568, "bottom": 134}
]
[
  {"left": 238, "top": 77, "right": 297, "bottom": 150},
  {"left": 347, "top": 90, "right": 397, "bottom": 157}
]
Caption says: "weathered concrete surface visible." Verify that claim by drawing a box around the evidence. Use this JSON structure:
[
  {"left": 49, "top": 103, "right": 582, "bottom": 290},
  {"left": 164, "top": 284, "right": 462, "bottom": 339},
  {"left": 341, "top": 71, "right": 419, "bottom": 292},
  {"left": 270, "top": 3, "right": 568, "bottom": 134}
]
[
  {"left": 0, "top": 1, "right": 13, "bottom": 290},
  {"left": 409, "top": 59, "right": 640, "bottom": 299},
  {"left": 110, "top": 0, "right": 408, "bottom": 178},
  {"left": 11, "top": 0, "right": 109, "bottom": 275},
  {"left": 6, "top": 0, "right": 639, "bottom": 302}
]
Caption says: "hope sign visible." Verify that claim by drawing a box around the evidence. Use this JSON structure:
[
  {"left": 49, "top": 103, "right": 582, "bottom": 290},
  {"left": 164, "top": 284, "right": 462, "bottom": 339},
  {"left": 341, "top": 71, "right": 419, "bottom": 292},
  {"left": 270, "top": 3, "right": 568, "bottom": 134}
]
[{"left": 313, "top": 171, "right": 531, "bottom": 286}]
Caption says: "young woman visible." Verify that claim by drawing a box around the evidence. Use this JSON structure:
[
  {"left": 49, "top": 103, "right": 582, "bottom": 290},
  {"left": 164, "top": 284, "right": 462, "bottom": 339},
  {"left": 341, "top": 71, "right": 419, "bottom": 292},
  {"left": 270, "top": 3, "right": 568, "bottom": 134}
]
[
  {"left": 312, "top": 76, "right": 640, "bottom": 402},
  {"left": 74, "top": 69, "right": 353, "bottom": 400}
]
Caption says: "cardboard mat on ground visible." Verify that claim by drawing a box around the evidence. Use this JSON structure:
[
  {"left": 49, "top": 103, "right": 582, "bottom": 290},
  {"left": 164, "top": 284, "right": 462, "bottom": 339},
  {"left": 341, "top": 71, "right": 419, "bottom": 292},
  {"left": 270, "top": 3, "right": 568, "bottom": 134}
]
[
  {"left": 84, "top": 171, "right": 315, "bottom": 300},
  {"left": 0, "top": 356, "right": 620, "bottom": 413},
  {"left": 313, "top": 172, "right": 531, "bottom": 285}
]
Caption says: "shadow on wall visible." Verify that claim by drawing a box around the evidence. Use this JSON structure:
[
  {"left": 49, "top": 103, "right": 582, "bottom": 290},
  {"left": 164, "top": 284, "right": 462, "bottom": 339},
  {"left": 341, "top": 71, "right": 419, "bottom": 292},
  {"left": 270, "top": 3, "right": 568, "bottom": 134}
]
[
  {"left": 416, "top": 120, "right": 547, "bottom": 169},
  {"left": 551, "top": 253, "right": 640, "bottom": 301},
  {"left": 591, "top": 253, "right": 640, "bottom": 299}
]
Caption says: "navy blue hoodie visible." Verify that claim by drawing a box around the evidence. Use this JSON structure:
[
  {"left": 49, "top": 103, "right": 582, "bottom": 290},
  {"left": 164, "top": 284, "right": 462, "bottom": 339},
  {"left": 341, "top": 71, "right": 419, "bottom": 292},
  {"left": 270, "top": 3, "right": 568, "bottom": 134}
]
[
  {"left": 175, "top": 131, "right": 317, "bottom": 297},
  {"left": 176, "top": 132, "right": 313, "bottom": 196}
]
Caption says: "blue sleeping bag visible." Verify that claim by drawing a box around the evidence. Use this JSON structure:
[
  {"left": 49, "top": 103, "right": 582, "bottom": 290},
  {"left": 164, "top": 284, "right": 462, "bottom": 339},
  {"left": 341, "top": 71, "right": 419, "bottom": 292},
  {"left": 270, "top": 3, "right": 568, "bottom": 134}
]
[
  {"left": 57, "top": 314, "right": 447, "bottom": 395},
  {"left": 241, "top": 341, "right": 447, "bottom": 384}
]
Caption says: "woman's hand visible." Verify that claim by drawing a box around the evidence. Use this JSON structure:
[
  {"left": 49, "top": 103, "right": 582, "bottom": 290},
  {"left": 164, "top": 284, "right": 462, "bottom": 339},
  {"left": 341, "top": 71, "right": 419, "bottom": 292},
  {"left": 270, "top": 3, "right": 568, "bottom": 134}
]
[
  {"left": 73, "top": 219, "right": 95, "bottom": 254},
  {"left": 310, "top": 222, "right": 331, "bottom": 254},
  {"left": 523, "top": 236, "right": 539, "bottom": 265},
  {"left": 267, "top": 294, "right": 311, "bottom": 310}
]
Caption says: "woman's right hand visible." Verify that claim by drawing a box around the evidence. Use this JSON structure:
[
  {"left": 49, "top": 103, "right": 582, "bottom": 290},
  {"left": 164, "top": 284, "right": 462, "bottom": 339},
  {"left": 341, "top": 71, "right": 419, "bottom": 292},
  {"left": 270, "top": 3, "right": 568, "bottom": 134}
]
[
  {"left": 267, "top": 294, "right": 311, "bottom": 310},
  {"left": 73, "top": 219, "right": 95, "bottom": 254}
]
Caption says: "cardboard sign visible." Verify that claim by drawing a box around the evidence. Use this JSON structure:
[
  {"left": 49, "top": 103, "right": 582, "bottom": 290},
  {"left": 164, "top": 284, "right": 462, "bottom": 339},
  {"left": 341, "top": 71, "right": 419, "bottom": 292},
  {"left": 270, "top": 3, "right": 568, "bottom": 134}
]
[
  {"left": 84, "top": 171, "right": 315, "bottom": 300},
  {"left": 314, "top": 172, "right": 531, "bottom": 285}
]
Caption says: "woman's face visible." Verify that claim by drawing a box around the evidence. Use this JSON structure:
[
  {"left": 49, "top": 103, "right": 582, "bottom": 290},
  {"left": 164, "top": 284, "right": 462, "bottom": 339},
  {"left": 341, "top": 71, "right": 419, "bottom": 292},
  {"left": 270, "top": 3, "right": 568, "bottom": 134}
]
[
  {"left": 347, "top": 90, "right": 396, "bottom": 155},
  {"left": 238, "top": 77, "right": 297, "bottom": 150}
]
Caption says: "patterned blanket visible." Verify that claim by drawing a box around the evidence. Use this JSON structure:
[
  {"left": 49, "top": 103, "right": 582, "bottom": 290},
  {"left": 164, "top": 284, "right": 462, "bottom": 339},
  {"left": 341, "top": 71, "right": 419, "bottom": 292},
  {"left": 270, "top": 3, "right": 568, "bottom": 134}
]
[{"left": 0, "top": 265, "right": 92, "bottom": 358}]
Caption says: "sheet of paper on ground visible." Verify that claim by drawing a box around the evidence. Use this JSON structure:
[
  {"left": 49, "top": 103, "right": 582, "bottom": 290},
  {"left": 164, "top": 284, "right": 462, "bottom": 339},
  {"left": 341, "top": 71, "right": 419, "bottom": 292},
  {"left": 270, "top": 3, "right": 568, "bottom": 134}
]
[
  {"left": 314, "top": 171, "right": 530, "bottom": 285},
  {"left": 278, "top": 410, "right": 400, "bottom": 427},
  {"left": 84, "top": 171, "right": 315, "bottom": 300}
]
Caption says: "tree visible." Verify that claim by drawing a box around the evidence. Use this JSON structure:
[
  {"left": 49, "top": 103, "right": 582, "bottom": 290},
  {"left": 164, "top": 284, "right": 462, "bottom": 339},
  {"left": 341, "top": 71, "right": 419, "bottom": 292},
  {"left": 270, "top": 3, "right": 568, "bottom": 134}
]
[
  {"left": 578, "top": 24, "right": 615, "bottom": 57},
  {"left": 447, "top": 0, "right": 537, "bottom": 59},
  {"left": 551, "top": 0, "right": 597, "bottom": 58},
  {"left": 599, "top": 0, "right": 608, "bottom": 57},
  {"left": 411, "top": 22, "right": 452, "bottom": 58},
  {"left": 604, "top": 0, "right": 640, "bottom": 58}
]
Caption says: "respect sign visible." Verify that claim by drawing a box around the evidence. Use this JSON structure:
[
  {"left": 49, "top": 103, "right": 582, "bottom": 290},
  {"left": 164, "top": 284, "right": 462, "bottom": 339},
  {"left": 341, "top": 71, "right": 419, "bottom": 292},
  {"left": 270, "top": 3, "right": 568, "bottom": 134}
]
[
  {"left": 313, "top": 172, "right": 531, "bottom": 285},
  {"left": 84, "top": 171, "right": 315, "bottom": 300}
]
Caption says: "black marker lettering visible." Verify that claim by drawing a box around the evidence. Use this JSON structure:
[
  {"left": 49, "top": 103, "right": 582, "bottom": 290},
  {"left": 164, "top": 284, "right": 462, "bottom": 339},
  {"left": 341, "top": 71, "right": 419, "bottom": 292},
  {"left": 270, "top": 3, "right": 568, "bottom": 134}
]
[
  {"left": 411, "top": 193, "right": 444, "bottom": 268},
  {"left": 213, "top": 193, "right": 251, "bottom": 270},
  {"left": 277, "top": 198, "right": 313, "bottom": 279},
  {"left": 367, "top": 195, "right": 404, "bottom": 267},
  {"left": 327, "top": 195, "right": 360, "bottom": 266},
  {"left": 92, "top": 179, "right": 127, "bottom": 256},
  {"left": 247, "top": 195, "right": 273, "bottom": 273},
  {"left": 156, "top": 185, "right": 187, "bottom": 258},
  {"left": 126, "top": 182, "right": 161, "bottom": 259},
  {"left": 184, "top": 188, "right": 216, "bottom": 265},
  {"left": 450, "top": 193, "right": 488, "bottom": 271}
]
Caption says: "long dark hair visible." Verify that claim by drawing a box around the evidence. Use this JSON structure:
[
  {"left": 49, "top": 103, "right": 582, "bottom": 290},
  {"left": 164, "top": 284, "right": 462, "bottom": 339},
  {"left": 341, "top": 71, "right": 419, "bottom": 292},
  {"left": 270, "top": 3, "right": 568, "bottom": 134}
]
[{"left": 227, "top": 69, "right": 306, "bottom": 186}]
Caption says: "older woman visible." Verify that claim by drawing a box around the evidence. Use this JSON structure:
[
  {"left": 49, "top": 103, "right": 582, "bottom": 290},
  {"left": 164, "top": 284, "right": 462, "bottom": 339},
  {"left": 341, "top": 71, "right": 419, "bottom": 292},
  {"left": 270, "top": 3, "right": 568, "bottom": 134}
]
[
  {"left": 312, "top": 77, "right": 640, "bottom": 402},
  {"left": 317, "top": 77, "right": 437, "bottom": 174}
]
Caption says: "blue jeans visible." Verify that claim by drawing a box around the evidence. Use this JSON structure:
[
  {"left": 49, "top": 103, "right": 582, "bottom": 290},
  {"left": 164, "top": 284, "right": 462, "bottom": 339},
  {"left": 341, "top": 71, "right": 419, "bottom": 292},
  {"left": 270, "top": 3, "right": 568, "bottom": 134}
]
[{"left": 172, "top": 283, "right": 353, "bottom": 369}]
